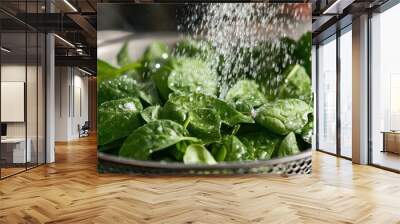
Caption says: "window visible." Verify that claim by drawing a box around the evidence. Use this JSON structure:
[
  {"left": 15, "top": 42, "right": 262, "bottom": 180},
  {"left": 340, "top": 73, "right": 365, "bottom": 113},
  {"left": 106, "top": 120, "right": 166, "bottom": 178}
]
[
  {"left": 339, "top": 27, "right": 352, "bottom": 158},
  {"left": 370, "top": 3, "right": 400, "bottom": 171},
  {"left": 317, "top": 36, "right": 337, "bottom": 154}
]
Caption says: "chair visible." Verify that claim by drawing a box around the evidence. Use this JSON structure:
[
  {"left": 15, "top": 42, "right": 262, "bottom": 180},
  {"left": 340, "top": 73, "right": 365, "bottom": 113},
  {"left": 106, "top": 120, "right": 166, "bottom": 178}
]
[{"left": 78, "top": 121, "right": 90, "bottom": 138}]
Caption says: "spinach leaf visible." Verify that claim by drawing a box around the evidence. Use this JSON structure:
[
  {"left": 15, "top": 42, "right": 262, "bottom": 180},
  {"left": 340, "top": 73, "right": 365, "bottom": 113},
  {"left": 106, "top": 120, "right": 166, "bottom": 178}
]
[
  {"left": 152, "top": 59, "right": 176, "bottom": 100},
  {"left": 117, "top": 42, "right": 132, "bottom": 67},
  {"left": 119, "top": 120, "right": 199, "bottom": 160},
  {"left": 239, "top": 132, "right": 282, "bottom": 160},
  {"left": 300, "top": 114, "right": 313, "bottom": 144},
  {"left": 142, "top": 41, "right": 169, "bottom": 62},
  {"left": 140, "top": 105, "right": 161, "bottom": 123},
  {"left": 98, "top": 97, "right": 143, "bottom": 146},
  {"left": 212, "top": 135, "right": 248, "bottom": 162},
  {"left": 168, "top": 57, "right": 218, "bottom": 96},
  {"left": 97, "top": 59, "right": 142, "bottom": 83},
  {"left": 277, "top": 64, "right": 312, "bottom": 104},
  {"left": 225, "top": 80, "right": 266, "bottom": 113},
  {"left": 174, "top": 39, "right": 213, "bottom": 60},
  {"left": 135, "top": 79, "right": 162, "bottom": 106},
  {"left": 97, "top": 59, "right": 119, "bottom": 83},
  {"left": 294, "top": 32, "right": 312, "bottom": 77},
  {"left": 183, "top": 144, "right": 217, "bottom": 165},
  {"left": 272, "top": 132, "right": 300, "bottom": 158},
  {"left": 98, "top": 74, "right": 140, "bottom": 105},
  {"left": 164, "top": 93, "right": 254, "bottom": 126},
  {"left": 187, "top": 108, "right": 222, "bottom": 144},
  {"left": 158, "top": 100, "right": 188, "bottom": 124},
  {"left": 255, "top": 99, "right": 311, "bottom": 135}
]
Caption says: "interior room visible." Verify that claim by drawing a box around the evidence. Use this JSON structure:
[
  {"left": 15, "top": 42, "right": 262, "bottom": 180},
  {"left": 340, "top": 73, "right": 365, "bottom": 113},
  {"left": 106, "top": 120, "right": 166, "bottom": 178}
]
[{"left": 0, "top": 0, "right": 400, "bottom": 223}]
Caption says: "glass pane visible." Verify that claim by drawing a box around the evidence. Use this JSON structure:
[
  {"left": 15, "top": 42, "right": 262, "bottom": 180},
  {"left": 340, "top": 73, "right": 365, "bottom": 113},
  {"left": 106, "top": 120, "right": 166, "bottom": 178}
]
[
  {"left": 318, "top": 37, "right": 337, "bottom": 154},
  {"left": 27, "top": 31, "right": 38, "bottom": 169},
  {"left": 1, "top": 30, "right": 27, "bottom": 177},
  {"left": 371, "top": 5, "right": 400, "bottom": 171},
  {"left": 339, "top": 28, "right": 352, "bottom": 158},
  {"left": 38, "top": 33, "right": 45, "bottom": 165}
]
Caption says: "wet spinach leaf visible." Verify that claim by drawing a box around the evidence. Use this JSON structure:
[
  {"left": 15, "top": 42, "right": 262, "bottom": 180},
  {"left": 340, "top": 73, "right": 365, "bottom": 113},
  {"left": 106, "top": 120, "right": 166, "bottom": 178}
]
[
  {"left": 277, "top": 64, "right": 312, "bottom": 104},
  {"left": 255, "top": 99, "right": 311, "bottom": 135},
  {"left": 212, "top": 135, "right": 248, "bottom": 162},
  {"left": 272, "top": 132, "right": 300, "bottom": 158},
  {"left": 119, "top": 120, "right": 199, "bottom": 160},
  {"left": 117, "top": 42, "right": 132, "bottom": 67},
  {"left": 183, "top": 144, "right": 216, "bottom": 165},
  {"left": 225, "top": 80, "right": 266, "bottom": 113},
  {"left": 239, "top": 132, "right": 282, "bottom": 160},
  {"left": 187, "top": 108, "right": 222, "bottom": 144},
  {"left": 165, "top": 92, "right": 254, "bottom": 126},
  {"left": 140, "top": 105, "right": 161, "bottom": 123},
  {"left": 142, "top": 41, "right": 169, "bottom": 62},
  {"left": 98, "top": 97, "right": 143, "bottom": 146},
  {"left": 98, "top": 74, "right": 140, "bottom": 105},
  {"left": 168, "top": 57, "right": 218, "bottom": 96}
]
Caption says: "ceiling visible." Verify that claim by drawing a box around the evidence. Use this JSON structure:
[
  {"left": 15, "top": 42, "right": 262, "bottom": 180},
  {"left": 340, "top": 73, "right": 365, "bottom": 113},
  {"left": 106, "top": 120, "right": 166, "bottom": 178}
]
[{"left": 0, "top": 0, "right": 97, "bottom": 74}]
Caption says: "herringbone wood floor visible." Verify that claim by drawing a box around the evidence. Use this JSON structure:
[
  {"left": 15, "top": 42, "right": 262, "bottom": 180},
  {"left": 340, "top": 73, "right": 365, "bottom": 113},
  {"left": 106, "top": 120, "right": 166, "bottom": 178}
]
[{"left": 1, "top": 135, "right": 400, "bottom": 224}]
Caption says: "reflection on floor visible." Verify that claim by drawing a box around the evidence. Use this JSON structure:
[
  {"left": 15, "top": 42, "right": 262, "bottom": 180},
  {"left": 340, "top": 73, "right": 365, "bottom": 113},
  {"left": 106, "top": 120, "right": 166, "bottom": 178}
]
[
  {"left": 0, "top": 163, "right": 42, "bottom": 178},
  {"left": 373, "top": 150, "right": 400, "bottom": 171}
]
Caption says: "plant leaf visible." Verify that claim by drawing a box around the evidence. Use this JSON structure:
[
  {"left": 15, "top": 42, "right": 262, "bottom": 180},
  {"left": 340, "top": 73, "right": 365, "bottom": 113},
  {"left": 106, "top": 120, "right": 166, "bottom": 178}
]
[
  {"left": 187, "top": 108, "right": 222, "bottom": 144},
  {"left": 163, "top": 92, "right": 254, "bottom": 126},
  {"left": 119, "top": 120, "right": 199, "bottom": 160},
  {"left": 272, "top": 132, "right": 300, "bottom": 158},
  {"left": 117, "top": 42, "right": 132, "bottom": 67},
  {"left": 277, "top": 64, "right": 312, "bottom": 104},
  {"left": 183, "top": 144, "right": 216, "bottom": 165},
  {"left": 167, "top": 57, "right": 218, "bottom": 96},
  {"left": 98, "top": 97, "right": 143, "bottom": 146},
  {"left": 239, "top": 132, "right": 282, "bottom": 160},
  {"left": 225, "top": 80, "right": 266, "bottom": 113},
  {"left": 140, "top": 105, "right": 161, "bottom": 123},
  {"left": 255, "top": 99, "right": 311, "bottom": 135}
]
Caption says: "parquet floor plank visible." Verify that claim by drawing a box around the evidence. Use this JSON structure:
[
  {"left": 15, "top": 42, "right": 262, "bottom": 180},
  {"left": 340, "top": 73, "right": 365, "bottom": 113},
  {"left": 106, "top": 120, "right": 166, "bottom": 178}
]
[{"left": 0, "top": 135, "right": 400, "bottom": 223}]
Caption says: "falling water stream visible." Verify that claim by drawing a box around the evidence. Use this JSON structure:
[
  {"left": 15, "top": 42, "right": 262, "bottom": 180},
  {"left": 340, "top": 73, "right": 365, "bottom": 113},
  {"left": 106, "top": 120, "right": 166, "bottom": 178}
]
[{"left": 178, "top": 3, "right": 310, "bottom": 98}]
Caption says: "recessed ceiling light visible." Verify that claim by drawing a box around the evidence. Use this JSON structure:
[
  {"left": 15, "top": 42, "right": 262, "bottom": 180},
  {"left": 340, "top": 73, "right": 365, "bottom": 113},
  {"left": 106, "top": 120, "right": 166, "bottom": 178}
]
[
  {"left": 54, "top": 34, "right": 75, "bottom": 48},
  {"left": 78, "top": 67, "right": 92, "bottom": 76},
  {"left": 63, "top": 0, "right": 78, "bottom": 12},
  {"left": 1, "top": 47, "right": 11, "bottom": 53}
]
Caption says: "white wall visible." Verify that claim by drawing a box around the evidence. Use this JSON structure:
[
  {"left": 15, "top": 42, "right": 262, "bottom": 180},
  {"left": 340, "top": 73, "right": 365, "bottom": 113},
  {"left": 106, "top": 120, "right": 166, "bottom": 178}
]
[{"left": 55, "top": 67, "right": 89, "bottom": 141}]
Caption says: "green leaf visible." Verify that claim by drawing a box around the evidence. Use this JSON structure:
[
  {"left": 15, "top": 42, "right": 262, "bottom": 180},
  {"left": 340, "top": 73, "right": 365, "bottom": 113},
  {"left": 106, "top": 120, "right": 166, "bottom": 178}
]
[
  {"left": 98, "top": 74, "right": 140, "bottom": 105},
  {"left": 117, "top": 42, "right": 132, "bottom": 67},
  {"left": 300, "top": 114, "right": 313, "bottom": 144},
  {"left": 225, "top": 80, "right": 266, "bottom": 113},
  {"left": 163, "top": 93, "right": 254, "bottom": 127},
  {"left": 97, "top": 59, "right": 119, "bottom": 83},
  {"left": 212, "top": 135, "right": 248, "bottom": 162},
  {"left": 183, "top": 144, "right": 216, "bottom": 165},
  {"left": 152, "top": 59, "right": 176, "bottom": 100},
  {"left": 255, "top": 99, "right": 311, "bottom": 135},
  {"left": 272, "top": 132, "right": 300, "bottom": 158},
  {"left": 239, "top": 132, "right": 282, "bottom": 160},
  {"left": 119, "top": 120, "right": 199, "bottom": 161},
  {"left": 174, "top": 39, "right": 214, "bottom": 60},
  {"left": 140, "top": 105, "right": 161, "bottom": 123},
  {"left": 294, "top": 32, "right": 312, "bottom": 77},
  {"left": 168, "top": 57, "right": 218, "bottom": 96},
  {"left": 97, "top": 59, "right": 142, "bottom": 83},
  {"left": 143, "top": 41, "right": 169, "bottom": 62},
  {"left": 277, "top": 64, "right": 312, "bottom": 104},
  {"left": 98, "top": 97, "right": 143, "bottom": 146},
  {"left": 187, "top": 108, "right": 222, "bottom": 144}
]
